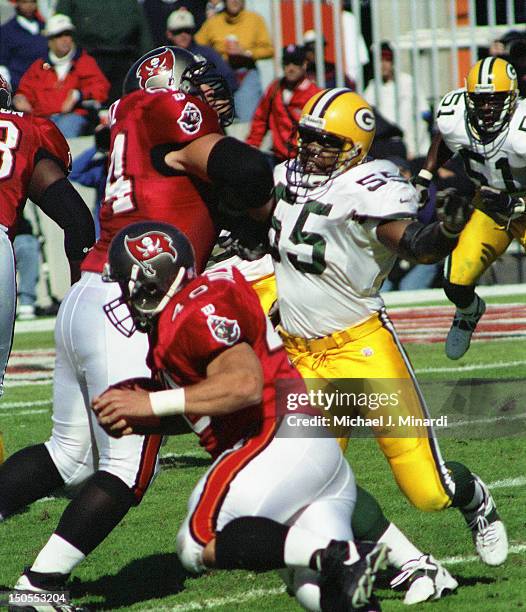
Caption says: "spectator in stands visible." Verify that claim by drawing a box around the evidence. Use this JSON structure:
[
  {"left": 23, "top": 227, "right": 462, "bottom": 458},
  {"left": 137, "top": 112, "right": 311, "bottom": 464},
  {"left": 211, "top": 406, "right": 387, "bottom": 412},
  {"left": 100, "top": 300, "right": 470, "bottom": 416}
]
[
  {"left": 303, "top": 29, "right": 355, "bottom": 89},
  {"left": 165, "top": 8, "right": 237, "bottom": 95},
  {"left": 142, "top": 0, "right": 207, "bottom": 48},
  {"left": 364, "top": 41, "right": 430, "bottom": 160},
  {"left": 14, "top": 215, "right": 40, "bottom": 320},
  {"left": 510, "top": 39, "right": 526, "bottom": 97},
  {"left": 195, "top": 0, "right": 273, "bottom": 122},
  {"left": 246, "top": 44, "right": 319, "bottom": 167},
  {"left": 341, "top": 1, "right": 369, "bottom": 86},
  {"left": 0, "top": 0, "right": 48, "bottom": 90},
  {"left": 13, "top": 13, "right": 110, "bottom": 137},
  {"left": 37, "top": 0, "right": 58, "bottom": 21},
  {"left": 205, "top": 0, "right": 224, "bottom": 19},
  {"left": 55, "top": 0, "right": 153, "bottom": 103}
]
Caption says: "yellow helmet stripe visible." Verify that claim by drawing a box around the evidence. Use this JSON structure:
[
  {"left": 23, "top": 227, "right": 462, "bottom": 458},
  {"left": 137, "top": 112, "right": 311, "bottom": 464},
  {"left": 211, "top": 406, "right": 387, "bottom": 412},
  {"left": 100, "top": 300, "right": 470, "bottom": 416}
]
[{"left": 309, "top": 87, "right": 350, "bottom": 118}]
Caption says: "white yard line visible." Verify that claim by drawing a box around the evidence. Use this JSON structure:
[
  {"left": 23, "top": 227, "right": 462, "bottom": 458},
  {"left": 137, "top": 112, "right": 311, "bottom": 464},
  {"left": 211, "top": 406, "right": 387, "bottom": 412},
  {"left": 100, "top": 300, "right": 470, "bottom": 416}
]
[{"left": 415, "top": 359, "right": 526, "bottom": 373}]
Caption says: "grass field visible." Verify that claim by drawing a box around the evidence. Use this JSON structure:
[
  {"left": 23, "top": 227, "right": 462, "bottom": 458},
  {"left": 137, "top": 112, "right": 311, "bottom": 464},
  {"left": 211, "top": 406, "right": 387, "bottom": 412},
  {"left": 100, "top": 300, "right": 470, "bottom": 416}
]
[{"left": 1, "top": 295, "right": 525, "bottom": 611}]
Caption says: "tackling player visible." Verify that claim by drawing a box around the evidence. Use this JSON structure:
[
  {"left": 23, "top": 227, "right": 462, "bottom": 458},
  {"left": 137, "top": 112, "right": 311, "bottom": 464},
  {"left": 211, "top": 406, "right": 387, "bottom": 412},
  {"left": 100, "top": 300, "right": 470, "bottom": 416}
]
[
  {"left": 93, "top": 220, "right": 387, "bottom": 612},
  {"left": 413, "top": 57, "right": 526, "bottom": 359},
  {"left": 268, "top": 89, "right": 508, "bottom": 577},
  {"left": 0, "top": 46, "right": 274, "bottom": 604},
  {"left": 0, "top": 74, "right": 94, "bottom": 460}
]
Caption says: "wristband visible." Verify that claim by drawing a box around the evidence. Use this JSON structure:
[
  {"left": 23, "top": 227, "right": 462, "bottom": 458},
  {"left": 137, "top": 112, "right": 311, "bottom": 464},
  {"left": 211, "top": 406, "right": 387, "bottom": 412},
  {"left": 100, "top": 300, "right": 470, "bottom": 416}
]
[
  {"left": 149, "top": 388, "right": 186, "bottom": 417},
  {"left": 418, "top": 169, "right": 433, "bottom": 182}
]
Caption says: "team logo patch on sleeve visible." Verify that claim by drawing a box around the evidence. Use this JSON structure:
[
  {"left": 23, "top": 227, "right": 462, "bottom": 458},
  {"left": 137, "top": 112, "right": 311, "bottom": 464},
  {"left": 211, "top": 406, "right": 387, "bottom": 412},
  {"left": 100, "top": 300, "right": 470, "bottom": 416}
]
[
  {"left": 177, "top": 102, "right": 203, "bottom": 134},
  {"left": 125, "top": 231, "right": 177, "bottom": 276},
  {"left": 205, "top": 312, "right": 241, "bottom": 345}
]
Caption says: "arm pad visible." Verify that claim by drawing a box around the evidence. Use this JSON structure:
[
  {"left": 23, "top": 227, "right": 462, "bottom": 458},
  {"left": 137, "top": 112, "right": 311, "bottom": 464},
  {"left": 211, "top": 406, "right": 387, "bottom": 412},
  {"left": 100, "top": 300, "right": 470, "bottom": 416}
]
[
  {"left": 36, "top": 178, "right": 96, "bottom": 261},
  {"left": 398, "top": 220, "right": 458, "bottom": 264},
  {"left": 207, "top": 137, "right": 274, "bottom": 212}
]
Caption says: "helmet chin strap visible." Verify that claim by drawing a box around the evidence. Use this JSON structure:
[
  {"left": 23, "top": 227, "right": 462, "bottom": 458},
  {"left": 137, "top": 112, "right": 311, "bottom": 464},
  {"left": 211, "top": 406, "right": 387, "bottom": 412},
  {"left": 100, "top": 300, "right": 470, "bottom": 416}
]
[{"left": 150, "top": 266, "right": 187, "bottom": 317}]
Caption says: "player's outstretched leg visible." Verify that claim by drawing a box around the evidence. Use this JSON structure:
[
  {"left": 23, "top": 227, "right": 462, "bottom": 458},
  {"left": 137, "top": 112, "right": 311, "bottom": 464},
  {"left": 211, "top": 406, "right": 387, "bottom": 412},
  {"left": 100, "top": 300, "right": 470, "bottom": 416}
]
[
  {"left": 353, "top": 486, "right": 458, "bottom": 604},
  {"left": 10, "top": 470, "right": 136, "bottom": 608},
  {"left": 447, "top": 462, "right": 508, "bottom": 566},
  {"left": 443, "top": 281, "right": 485, "bottom": 360}
]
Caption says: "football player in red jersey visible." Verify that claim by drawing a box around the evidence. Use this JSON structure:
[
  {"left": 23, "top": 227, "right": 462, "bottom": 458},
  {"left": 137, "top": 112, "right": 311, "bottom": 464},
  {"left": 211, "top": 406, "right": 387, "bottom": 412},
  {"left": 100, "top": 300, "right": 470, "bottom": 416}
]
[
  {"left": 92, "top": 221, "right": 386, "bottom": 612},
  {"left": 0, "top": 47, "right": 274, "bottom": 604},
  {"left": 0, "top": 74, "right": 94, "bottom": 405}
]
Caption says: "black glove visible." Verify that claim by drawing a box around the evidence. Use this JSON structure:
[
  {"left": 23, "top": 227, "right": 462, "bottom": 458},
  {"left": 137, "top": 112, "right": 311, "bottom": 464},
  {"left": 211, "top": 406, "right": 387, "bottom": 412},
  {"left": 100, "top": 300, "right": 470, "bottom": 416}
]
[
  {"left": 411, "top": 169, "right": 433, "bottom": 208},
  {"left": 435, "top": 188, "right": 472, "bottom": 236},
  {"left": 479, "top": 186, "right": 526, "bottom": 224}
]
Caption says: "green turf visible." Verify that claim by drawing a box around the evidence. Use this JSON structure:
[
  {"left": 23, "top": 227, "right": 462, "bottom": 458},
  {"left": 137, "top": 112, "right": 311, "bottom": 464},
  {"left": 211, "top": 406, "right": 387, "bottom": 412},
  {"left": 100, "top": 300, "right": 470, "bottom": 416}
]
[{"left": 1, "top": 325, "right": 525, "bottom": 611}]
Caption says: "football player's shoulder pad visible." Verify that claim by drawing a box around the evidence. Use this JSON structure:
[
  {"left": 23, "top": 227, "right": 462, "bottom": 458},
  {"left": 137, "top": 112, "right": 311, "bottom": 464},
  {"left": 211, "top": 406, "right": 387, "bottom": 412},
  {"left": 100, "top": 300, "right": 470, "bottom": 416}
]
[{"left": 436, "top": 87, "right": 466, "bottom": 136}]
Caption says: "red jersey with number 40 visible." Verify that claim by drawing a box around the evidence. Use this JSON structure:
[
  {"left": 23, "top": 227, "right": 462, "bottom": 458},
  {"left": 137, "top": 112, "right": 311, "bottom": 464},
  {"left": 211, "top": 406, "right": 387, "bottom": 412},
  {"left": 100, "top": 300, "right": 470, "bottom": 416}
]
[
  {"left": 148, "top": 267, "right": 303, "bottom": 458},
  {"left": 0, "top": 109, "right": 70, "bottom": 239},
  {"left": 82, "top": 88, "right": 223, "bottom": 274}
]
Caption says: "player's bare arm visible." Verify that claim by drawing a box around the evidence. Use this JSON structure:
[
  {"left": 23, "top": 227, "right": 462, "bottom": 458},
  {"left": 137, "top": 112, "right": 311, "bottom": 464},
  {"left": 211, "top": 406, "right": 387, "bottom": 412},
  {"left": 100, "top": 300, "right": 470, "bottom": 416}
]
[
  {"left": 28, "top": 158, "right": 95, "bottom": 283},
  {"left": 93, "top": 342, "right": 263, "bottom": 435},
  {"left": 413, "top": 132, "right": 453, "bottom": 204}
]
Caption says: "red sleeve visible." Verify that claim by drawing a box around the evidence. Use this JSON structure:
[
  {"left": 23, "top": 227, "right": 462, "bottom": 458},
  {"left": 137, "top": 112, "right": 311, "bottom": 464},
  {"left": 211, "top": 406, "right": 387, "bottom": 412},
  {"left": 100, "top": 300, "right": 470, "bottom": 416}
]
[
  {"left": 76, "top": 53, "right": 110, "bottom": 103},
  {"left": 147, "top": 91, "right": 222, "bottom": 146},
  {"left": 245, "top": 82, "right": 276, "bottom": 148},
  {"left": 34, "top": 117, "right": 71, "bottom": 173},
  {"left": 165, "top": 276, "right": 260, "bottom": 376}
]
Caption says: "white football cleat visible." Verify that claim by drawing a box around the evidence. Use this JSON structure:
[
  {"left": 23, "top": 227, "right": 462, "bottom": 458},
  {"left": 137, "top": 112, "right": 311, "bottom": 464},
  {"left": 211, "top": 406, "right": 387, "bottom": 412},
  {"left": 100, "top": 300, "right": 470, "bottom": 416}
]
[
  {"left": 390, "top": 554, "right": 458, "bottom": 605},
  {"left": 465, "top": 475, "right": 508, "bottom": 566},
  {"left": 445, "top": 295, "right": 485, "bottom": 360}
]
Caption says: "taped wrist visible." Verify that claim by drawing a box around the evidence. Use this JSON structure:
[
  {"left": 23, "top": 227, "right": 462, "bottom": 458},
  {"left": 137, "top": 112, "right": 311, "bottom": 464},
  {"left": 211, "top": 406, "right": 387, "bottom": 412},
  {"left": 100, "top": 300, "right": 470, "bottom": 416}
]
[
  {"left": 37, "top": 178, "right": 95, "bottom": 260},
  {"left": 207, "top": 137, "right": 273, "bottom": 212},
  {"left": 398, "top": 220, "right": 458, "bottom": 264}
]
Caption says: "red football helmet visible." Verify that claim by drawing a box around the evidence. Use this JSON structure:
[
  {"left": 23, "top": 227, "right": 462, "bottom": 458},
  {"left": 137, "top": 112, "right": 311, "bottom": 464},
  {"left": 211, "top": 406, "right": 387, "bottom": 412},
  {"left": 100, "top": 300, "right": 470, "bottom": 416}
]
[
  {"left": 123, "top": 46, "right": 234, "bottom": 126},
  {"left": 103, "top": 221, "right": 196, "bottom": 336},
  {"left": 0, "top": 74, "right": 11, "bottom": 109}
]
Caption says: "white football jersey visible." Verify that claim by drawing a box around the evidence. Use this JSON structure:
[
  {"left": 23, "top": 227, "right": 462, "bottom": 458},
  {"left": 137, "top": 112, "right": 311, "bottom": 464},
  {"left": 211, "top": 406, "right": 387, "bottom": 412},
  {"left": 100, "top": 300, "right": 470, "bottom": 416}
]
[
  {"left": 437, "top": 89, "right": 526, "bottom": 193},
  {"left": 207, "top": 231, "right": 274, "bottom": 282},
  {"left": 271, "top": 159, "right": 418, "bottom": 337}
]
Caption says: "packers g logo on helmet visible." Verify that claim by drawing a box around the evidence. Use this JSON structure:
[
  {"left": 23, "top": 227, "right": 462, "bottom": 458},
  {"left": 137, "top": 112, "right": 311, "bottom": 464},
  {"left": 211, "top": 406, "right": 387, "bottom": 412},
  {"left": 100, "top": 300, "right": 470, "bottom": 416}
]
[
  {"left": 465, "top": 57, "right": 518, "bottom": 141},
  {"left": 287, "top": 89, "right": 376, "bottom": 189}
]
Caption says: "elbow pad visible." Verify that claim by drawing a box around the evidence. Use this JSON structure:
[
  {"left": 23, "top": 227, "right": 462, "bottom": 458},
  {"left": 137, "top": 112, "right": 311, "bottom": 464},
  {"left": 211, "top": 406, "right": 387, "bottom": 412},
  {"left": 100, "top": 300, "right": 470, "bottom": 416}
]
[
  {"left": 398, "top": 221, "right": 458, "bottom": 264},
  {"left": 37, "top": 178, "right": 96, "bottom": 260},
  {"left": 207, "top": 137, "right": 273, "bottom": 212}
]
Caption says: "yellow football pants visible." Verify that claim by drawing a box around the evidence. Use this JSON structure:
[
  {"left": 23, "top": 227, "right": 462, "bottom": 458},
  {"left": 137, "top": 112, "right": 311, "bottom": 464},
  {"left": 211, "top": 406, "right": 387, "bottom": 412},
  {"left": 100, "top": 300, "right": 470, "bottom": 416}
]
[
  {"left": 250, "top": 274, "right": 277, "bottom": 316},
  {"left": 280, "top": 311, "right": 454, "bottom": 512},
  {"left": 446, "top": 204, "right": 526, "bottom": 286}
]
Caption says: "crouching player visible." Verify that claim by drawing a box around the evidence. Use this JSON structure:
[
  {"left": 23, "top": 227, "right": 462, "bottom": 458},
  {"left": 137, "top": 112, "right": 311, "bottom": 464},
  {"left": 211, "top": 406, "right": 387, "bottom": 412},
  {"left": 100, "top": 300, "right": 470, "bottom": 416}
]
[{"left": 93, "top": 221, "right": 388, "bottom": 611}]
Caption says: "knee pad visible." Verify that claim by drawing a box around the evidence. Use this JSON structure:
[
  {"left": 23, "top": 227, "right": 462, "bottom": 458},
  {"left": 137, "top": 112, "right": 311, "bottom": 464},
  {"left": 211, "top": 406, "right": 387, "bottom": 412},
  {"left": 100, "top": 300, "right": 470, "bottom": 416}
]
[
  {"left": 443, "top": 279, "right": 475, "bottom": 309},
  {"left": 44, "top": 438, "right": 94, "bottom": 490},
  {"left": 176, "top": 527, "right": 207, "bottom": 574}
]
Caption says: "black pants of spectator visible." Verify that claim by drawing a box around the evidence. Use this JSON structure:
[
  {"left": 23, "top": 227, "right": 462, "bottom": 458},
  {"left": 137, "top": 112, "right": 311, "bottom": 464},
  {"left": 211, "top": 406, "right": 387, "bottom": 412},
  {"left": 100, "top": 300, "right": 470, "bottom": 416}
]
[{"left": 90, "top": 51, "right": 136, "bottom": 104}]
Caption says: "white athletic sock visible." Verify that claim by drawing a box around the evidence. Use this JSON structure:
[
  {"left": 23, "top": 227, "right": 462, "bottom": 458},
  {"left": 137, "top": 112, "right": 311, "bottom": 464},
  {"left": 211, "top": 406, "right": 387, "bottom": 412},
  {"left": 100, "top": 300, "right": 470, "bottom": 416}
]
[
  {"left": 379, "top": 523, "right": 423, "bottom": 569},
  {"left": 31, "top": 534, "right": 86, "bottom": 575},
  {"left": 284, "top": 526, "right": 332, "bottom": 568}
]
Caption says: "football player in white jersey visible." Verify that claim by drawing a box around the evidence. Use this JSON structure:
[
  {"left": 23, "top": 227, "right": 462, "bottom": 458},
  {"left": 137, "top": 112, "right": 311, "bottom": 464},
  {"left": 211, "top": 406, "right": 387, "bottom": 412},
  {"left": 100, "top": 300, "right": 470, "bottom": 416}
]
[
  {"left": 269, "top": 88, "right": 508, "bottom": 587},
  {"left": 414, "top": 57, "right": 526, "bottom": 359}
]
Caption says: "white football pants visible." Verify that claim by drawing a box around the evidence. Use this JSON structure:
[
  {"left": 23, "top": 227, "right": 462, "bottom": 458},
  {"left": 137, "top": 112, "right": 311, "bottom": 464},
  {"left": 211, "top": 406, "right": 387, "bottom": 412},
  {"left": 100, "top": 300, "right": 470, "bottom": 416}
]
[
  {"left": 0, "top": 227, "right": 16, "bottom": 397},
  {"left": 45, "top": 272, "right": 160, "bottom": 499},
  {"left": 177, "top": 421, "right": 356, "bottom": 611}
]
